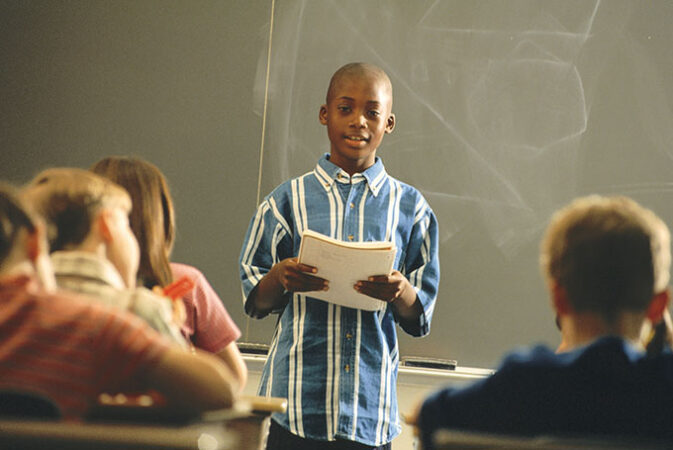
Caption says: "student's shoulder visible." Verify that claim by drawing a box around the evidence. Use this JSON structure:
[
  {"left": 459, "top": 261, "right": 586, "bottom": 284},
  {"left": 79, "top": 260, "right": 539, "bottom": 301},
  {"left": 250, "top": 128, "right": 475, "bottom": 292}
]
[
  {"left": 385, "top": 174, "right": 433, "bottom": 207},
  {"left": 264, "top": 169, "right": 323, "bottom": 200},
  {"left": 391, "top": 176, "right": 423, "bottom": 194},
  {"left": 170, "top": 262, "right": 213, "bottom": 294},
  {"left": 170, "top": 261, "right": 203, "bottom": 280},
  {"left": 48, "top": 287, "right": 149, "bottom": 329},
  {"left": 126, "top": 286, "right": 177, "bottom": 324},
  {"left": 45, "top": 287, "right": 106, "bottom": 314},
  {"left": 132, "top": 286, "right": 173, "bottom": 306},
  {"left": 489, "top": 344, "right": 573, "bottom": 384}
]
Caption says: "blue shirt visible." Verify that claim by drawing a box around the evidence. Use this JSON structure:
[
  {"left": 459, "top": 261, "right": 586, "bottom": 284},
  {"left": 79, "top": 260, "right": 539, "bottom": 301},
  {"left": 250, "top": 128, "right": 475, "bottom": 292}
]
[
  {"left": 419, "top": 336, "right": 673, "bottom": 450},
  {"left": 239, "top": 154, "right": 440, "bottom": 445}
]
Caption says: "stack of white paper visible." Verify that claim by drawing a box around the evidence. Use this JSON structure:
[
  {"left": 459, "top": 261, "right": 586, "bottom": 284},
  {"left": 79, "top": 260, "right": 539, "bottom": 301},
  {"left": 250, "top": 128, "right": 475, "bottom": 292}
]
[{"left": 298, "top": 230, "right": 397, "bottom": 311}]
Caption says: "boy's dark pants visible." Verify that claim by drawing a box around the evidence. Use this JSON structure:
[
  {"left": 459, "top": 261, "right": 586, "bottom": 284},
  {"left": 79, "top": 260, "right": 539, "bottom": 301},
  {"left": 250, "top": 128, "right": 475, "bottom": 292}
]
[{"left": 266, "top": 419, "right": 392, "bottom": 450}]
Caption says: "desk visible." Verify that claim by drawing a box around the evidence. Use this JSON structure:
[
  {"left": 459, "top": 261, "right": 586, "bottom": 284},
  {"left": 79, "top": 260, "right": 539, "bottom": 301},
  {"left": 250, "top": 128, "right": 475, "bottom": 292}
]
[
  {"left": 0, "top": 419, "right": 236, "bottom": 450},
  {"left": 204, "top": 396, "right": 288, "bottom": 450},
  {"left": 432, "top": 429, "right": 673, "bottom": 450},
  {"left": 0, "top": 396, "right": 287, "bottom": 450}
]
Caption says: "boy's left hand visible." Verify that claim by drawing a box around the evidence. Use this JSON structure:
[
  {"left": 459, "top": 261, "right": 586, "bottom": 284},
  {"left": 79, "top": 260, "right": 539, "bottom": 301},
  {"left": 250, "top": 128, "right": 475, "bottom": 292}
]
[
  {"left": 356, "top": 271, "right": 423, "bottom": 330},
  {"left": 354, "top": 270, "right": 413, "bottom": 305}
]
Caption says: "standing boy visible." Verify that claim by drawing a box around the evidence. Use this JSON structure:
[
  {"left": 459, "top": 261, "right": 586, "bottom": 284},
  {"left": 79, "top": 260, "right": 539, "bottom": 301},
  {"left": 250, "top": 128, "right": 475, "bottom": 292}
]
[
  {"left": 415, "top": 196, "right": 673, "bottom": 449},
  {"left": 239, "top": 62, "right": 440, "bottom": 449}
]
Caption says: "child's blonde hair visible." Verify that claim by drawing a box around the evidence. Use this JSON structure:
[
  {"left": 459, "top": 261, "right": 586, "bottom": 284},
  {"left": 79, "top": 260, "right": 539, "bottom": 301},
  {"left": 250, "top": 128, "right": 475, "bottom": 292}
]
[
  {"left": 22, "top": 168, "right": 131, "bottom": 252},
  {"left": 540, "top": 195, "right": 671, "bottom": 323}
]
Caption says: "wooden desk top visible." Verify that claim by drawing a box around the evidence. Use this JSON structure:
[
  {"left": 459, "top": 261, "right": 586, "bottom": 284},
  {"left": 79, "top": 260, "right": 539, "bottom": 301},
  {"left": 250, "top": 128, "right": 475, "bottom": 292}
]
[
  {"left": 0, "top": 419, "right": 237, "bottom": 450},
  {"left": 0, "top": 396, "right": 288, "bottom": 450}
]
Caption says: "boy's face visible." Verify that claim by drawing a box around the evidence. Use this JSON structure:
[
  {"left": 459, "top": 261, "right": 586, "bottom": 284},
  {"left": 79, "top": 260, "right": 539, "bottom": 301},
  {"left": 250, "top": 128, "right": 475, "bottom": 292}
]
[{"left": 319, "top": 73, "right": 395, "bottom": 175}]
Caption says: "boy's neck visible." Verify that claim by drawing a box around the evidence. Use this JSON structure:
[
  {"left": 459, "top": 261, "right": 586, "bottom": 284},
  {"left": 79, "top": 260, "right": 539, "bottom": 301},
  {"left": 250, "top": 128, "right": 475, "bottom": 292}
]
[
  {"left": 560, "top": 311, "right": 646, "bottom": 351},
  {"left": 328, "top": 154, "right": 376, "bottom": 176}
]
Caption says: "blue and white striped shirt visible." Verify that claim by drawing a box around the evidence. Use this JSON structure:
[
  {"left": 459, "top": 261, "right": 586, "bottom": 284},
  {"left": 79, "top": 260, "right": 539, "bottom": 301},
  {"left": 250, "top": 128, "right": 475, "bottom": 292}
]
[{"left": 239, "top": 154, "right": 439, "bottom": 446}]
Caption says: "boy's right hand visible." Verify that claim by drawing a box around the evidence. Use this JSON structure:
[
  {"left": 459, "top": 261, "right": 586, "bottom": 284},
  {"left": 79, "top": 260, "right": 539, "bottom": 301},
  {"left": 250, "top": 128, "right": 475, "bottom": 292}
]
[
  {"left": 247, "top": 258, "right": 329, "bottom": 317},
  {"left": 272, "top": 257, "right": 329, "bottom": 293}
]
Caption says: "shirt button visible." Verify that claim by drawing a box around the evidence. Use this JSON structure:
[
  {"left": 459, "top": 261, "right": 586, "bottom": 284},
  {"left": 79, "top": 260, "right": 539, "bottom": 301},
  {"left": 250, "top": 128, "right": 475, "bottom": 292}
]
[
  {"left": 345, "top": 364, "right": 350, "bottom": 372},
  {"left": 346, "top": 333, "right": 352, "bottom": 339},
  {"left": 349, "top": 202, "right": 355, "bottom": 209},
  {"left": 348, "top": 235, "right": 354, "bottom": 241}
]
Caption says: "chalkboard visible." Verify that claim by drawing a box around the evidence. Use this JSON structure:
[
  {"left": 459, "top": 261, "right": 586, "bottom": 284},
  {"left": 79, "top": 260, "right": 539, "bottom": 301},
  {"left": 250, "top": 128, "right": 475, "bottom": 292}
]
[
  {"left": 1, "top": 1, "right": 673, "bottom": 368},
  {"left": 255, "top": 0, "right": 673, "bottom": 368}
]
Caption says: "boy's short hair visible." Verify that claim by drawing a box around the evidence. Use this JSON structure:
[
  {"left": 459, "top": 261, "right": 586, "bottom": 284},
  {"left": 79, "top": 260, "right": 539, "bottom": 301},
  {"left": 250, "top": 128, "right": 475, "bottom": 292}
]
[
  {"left": 22, "top": 168, "right": 131, "bottom": 252},
  {"left": 540, "top": 195, "right": 671, "bottom": 322},
  {"left": 326, "top": 62, "right": 393, "bottom": 104},
  {"left": 0, "top": 184, "right": 36, "bottom": 266}
]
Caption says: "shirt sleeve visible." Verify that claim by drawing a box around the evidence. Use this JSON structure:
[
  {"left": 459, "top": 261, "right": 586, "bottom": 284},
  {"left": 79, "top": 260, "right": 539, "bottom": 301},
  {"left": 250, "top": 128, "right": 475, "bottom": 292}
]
[
  {"left": 172, "top": 263, "right": 242, "bottom": 353},
  {"left": 238, "top": 194, "right": 294, "bottom": 319},
  {"left": 93, "top": 305, "right": 172, "bottom": 393},
  {"left": 397, "top": 195, "right": 440, "bottom": 337}
]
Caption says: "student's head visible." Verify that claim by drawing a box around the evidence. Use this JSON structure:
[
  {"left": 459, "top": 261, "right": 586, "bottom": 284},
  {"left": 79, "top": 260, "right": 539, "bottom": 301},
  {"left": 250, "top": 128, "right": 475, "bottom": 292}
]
[
  {"left": 319, "top": 62, "right": 395, "bottom": 175},
  {"left": 540, "top": 196, "right": 670, "bottom": 328},
  {"left": 22, "top": 168, "right": 140, "bottom": 288},
  {"left": 90, "top": 156, "right": 175, "bottom": 289},
  {"left": 0, "top": 184, "right": 54, "bottom": 288}
]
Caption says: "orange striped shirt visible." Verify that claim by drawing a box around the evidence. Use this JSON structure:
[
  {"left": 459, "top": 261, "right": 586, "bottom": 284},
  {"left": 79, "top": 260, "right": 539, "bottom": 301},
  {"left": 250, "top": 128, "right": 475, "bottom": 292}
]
[{"left": 0, "top": 275, "right": 171, "bottom": 419}]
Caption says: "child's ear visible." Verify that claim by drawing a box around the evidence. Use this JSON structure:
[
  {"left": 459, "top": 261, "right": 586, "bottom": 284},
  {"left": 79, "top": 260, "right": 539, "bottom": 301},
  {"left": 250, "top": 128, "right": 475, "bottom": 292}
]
[
  {"left": 319, "top": 105, "right": 328, "bottom": 125},
  {"left": 550, "top": 280, "right": 573, "bottom": 317},
  {"left": 385, "top": 113, "right": 396, "bottom": 134},
  {"left": 97, "top": 212, "right": 113, "bottom": 243},
  {"left": 646, "top": 289, "right": 670, "bottom": 323}
]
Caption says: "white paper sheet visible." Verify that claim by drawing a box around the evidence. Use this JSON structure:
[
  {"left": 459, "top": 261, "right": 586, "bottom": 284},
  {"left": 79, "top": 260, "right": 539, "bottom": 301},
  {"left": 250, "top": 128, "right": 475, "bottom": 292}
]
[{"left": 298, "top": 230, "right": 397, "bottom": 311}]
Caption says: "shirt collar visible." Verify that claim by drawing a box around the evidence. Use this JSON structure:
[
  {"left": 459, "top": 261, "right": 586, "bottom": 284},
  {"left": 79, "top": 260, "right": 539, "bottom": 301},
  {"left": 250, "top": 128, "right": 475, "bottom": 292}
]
[
  {"left": 50, "top": 251, "right": 127, "bottom": 290},
  {"left": 314, "top": 153, "right": 388, "bottom": 197},
  {"left": 562, "top": 335, "right": 645, "bottom": 363}
]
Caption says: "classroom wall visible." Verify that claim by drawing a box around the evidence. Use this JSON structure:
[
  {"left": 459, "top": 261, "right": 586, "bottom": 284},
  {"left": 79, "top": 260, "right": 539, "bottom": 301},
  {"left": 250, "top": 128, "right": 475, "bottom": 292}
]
[
  {"left": 0, "top": 0, "right": 271, "bottom": 356},
  {"left": 2, "top": 1, "right": 673, "bottom": 371}
]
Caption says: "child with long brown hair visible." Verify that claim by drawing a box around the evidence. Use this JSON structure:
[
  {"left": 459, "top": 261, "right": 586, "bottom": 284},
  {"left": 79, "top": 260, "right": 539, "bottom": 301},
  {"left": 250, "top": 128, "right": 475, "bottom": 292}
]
[{"left": 91, "top": 156, "right": 247, "bottom": 390}]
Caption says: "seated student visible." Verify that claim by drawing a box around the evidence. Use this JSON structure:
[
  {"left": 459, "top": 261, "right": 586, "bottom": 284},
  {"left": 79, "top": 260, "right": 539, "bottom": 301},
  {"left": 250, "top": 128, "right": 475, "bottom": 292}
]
[
  {"left": 21, "top": 168, "right": 187, "bottom": 347},
  {"left": 0, "top": 184, "right": 237, "bottom": 419},
  {"left": 90, "top": 156, "right": 247, "bottom": 389},
  {"left": 415, "top": 195, "right": 673, "bottom": 449}
]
